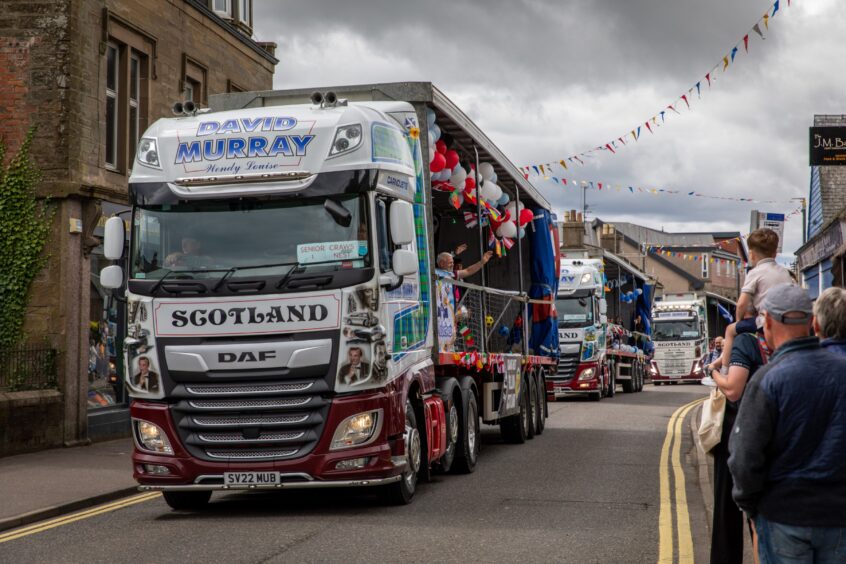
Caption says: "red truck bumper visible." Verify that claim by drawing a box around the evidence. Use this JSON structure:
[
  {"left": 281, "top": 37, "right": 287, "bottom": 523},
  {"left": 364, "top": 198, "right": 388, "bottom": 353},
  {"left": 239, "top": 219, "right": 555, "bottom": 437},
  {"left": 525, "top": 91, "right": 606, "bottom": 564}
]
[
  {"left": 547, "top": 362, "right": 602, "bottom": 399},
  {"left": 130, "top": 391, "right": 406, "bottom": 492}
]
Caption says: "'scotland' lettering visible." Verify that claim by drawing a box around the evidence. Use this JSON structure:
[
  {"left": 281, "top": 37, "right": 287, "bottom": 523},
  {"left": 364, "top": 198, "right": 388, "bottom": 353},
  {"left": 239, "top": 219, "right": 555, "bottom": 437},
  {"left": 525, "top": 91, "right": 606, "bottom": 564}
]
[{"left": 170, "top": 303, "right": 329, "bottom": 328}]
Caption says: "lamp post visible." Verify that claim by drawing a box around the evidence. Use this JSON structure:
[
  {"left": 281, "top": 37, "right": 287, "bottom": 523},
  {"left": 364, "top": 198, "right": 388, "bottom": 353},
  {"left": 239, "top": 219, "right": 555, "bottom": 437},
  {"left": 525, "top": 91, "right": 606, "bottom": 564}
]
[{"left": 791, "top": 197, "right": 807, "bottom": 245}]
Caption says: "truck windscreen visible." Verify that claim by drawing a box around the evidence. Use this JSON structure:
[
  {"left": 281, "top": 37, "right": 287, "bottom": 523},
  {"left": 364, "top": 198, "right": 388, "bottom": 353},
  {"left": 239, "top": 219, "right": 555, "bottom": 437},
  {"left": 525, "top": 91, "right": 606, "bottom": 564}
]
[
  {"left": 652, "top": 319, "right": 699, "bottom": 340},
  {"left": 130, "top": 194, "right": 370, "bottom": 281},
  {"left": 556, "top": 291, "right": 594, "bottom": 328}
]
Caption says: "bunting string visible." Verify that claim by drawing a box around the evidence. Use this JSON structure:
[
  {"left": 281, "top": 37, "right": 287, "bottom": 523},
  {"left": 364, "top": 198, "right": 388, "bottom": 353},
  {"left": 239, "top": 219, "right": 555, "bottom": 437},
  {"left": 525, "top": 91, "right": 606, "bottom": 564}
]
[
  {"left": 522, "top": 0, "right": 789, "bottom": 173},
  {"left": 529, "top": 174, "right": 802, "bottom": 207}
]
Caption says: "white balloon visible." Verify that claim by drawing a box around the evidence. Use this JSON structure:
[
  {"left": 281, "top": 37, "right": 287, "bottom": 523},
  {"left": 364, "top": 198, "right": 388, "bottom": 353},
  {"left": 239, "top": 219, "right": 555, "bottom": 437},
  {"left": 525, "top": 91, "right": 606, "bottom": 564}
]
[
  {"left": 479, "top": 162, "right": 495, "bottom": 180},
  {"left": 496, "top": 221, "right": 518, "bottom": 238},
  {"left": 426, "top": 107, "right": 437, "bottom": 128},
  {"left": 480, "top": 180, "right": 502, "bottom": 202},
  {"left": 449, "top": 167, "right": 467, "bottom": 187},
  {"left": 431, "top": 123, "right": 441, "bottom": 141},
  {"left": 429, "top": 148, "right": 436, "bottom": 164},
  {"left": 505, "top": 200, "right": 525, "bottom": 218},
  {"left": 428, "top": 130, "right": 436, "bottom": 148},
  {"left": 490, "top": 172, "right": 498, "bottom": 184}
]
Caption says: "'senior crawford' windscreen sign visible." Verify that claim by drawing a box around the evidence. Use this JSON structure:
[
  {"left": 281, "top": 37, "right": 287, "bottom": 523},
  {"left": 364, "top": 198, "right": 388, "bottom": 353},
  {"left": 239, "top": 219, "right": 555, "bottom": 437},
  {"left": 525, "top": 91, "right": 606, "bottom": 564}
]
[{"left": 810, "top": 127, "right": 846, "bottom": 166}]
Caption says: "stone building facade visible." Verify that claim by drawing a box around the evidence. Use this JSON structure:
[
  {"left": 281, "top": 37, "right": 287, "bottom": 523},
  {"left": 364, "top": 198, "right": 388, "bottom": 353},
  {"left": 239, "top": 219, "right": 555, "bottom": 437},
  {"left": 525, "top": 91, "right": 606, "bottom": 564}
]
[{"left": 0, "top": 0, "right": 277, "bottom": 455}]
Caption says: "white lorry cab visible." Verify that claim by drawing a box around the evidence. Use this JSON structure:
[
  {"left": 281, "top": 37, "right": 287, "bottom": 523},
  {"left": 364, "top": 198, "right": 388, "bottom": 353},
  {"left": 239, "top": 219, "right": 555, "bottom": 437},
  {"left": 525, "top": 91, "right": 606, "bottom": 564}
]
[{"left": 650, "top": 293, "right": 708, "bottom": 384}]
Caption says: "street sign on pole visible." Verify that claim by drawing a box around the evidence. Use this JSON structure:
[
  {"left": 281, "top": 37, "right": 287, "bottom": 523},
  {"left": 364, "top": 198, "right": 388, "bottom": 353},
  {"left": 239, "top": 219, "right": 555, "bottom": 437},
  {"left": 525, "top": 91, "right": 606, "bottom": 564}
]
[{"left": 750, "top": 210, "right": 786, "bottom": 253}]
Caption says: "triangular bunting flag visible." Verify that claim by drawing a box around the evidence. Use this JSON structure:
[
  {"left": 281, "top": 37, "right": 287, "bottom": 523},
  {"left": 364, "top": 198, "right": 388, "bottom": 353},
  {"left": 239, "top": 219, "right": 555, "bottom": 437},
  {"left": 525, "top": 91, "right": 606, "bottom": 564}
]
[{"left": 743, "top": 34, "right": 749, "bottom": 52}]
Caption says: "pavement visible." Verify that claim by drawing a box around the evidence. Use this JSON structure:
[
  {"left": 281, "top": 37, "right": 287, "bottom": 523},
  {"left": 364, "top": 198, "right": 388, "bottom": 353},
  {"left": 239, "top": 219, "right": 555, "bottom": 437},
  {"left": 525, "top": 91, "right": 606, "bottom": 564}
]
[{"left": 0, "top": 438, "right": 136, "bottom": 532}]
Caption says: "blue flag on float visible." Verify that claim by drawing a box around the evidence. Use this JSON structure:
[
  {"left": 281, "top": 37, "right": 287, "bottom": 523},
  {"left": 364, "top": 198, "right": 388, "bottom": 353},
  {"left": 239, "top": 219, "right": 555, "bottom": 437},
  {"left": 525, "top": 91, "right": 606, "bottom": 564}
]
[{"left": 717, "top": 303, "right": 734, "bottom": 323}]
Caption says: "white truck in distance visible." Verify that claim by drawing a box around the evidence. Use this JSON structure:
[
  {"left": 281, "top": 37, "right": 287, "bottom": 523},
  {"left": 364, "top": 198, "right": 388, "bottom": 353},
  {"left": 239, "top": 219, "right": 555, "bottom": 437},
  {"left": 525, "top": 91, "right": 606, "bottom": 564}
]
[{"left": 650, "top": 293, "right": 708, "bottom": 384}]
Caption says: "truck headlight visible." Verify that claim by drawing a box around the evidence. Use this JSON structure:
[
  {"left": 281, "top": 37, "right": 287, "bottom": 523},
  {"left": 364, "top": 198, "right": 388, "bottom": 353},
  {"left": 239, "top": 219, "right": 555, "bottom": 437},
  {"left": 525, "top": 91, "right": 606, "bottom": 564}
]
[
  {"left": 136, "top": 138, "right": 161, "bottom": 169},
  {"left": 329, "top": 124, "right": 363, "bottom": 157},
  {"left": 580, "top": 273, "right": 592, "bottom": 284},
  {"left": 133, "top": 419, "right": 173, "bottom": 455},
  {"left": 330, "top": 409, "right": 382, "bottom": 450},
  {"left": 578, "top": 367, "right": 596, "bottom": 381}
]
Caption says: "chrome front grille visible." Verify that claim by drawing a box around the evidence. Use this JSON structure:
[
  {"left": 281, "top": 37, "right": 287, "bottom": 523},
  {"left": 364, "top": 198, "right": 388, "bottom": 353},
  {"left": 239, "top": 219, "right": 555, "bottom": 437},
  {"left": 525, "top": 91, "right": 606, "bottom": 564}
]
[
  {"left": 172, "top": 380, "right": 328, "bottom": 463},
  {"left": 188, "top": 397, "right": 312, "bottom": 410},
  {"left": 205, "top": 448, "right": 299, "bottom": 460},
  {"left": 192, "top": 414, "right": 309, "bottom": 427},
  {"left": 197, "top": 431, "right": 305, "bottom": 443},
  {"left": 186, "top": 382, "right": 314, "bottom": 395},
  {"left": 553, "top": 353, "right": 581, "bottom": 381}
]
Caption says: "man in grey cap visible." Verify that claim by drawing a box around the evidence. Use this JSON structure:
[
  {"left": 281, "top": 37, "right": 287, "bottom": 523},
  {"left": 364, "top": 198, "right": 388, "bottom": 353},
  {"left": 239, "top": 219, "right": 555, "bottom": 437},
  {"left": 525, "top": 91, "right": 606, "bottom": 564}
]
[{"left": 728, "top": 283, "right": 846, "bottom": 562}]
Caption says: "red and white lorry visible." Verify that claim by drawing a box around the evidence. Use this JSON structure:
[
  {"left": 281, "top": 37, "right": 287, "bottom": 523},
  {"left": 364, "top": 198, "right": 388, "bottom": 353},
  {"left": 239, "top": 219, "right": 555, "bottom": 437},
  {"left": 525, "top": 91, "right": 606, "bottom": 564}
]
[{"left": 98, "top": 82, "right": 559, "bottom": 508}]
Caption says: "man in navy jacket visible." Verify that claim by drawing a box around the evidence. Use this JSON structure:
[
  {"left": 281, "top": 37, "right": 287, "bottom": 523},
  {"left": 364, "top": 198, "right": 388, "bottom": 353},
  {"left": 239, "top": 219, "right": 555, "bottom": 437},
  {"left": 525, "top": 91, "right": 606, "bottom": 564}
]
[{"left": 729, "top": 284, "right": 846, "bottom": 562}]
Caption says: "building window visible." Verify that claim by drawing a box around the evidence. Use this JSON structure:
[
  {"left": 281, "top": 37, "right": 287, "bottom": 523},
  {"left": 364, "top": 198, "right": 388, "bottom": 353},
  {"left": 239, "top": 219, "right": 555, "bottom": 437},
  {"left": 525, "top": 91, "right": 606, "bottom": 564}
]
[
  {"left": 105, "top": 43, "right": 119, "bottom": 169},
  {"left": 103, "top": 18, "right": 154, "bottom": 174},
  {"left": 182, "top": 56, "right": 208, "bottom": 106},
  {"left": 701, "top": 254, "right": 709, "bottom": 279},
  {"left": 238, "top": 0, "right": 251, "bottom": 25},
  {"left": 212, "top": 0, "right": 232, "bottom": 18}
]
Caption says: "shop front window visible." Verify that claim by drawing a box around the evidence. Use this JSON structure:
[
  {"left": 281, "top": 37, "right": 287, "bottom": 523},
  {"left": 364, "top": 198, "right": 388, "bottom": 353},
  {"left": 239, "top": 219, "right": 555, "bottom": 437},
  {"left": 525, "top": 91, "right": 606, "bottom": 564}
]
[{"left": 89, "top": 250, "right": 126, "bottom": 410}]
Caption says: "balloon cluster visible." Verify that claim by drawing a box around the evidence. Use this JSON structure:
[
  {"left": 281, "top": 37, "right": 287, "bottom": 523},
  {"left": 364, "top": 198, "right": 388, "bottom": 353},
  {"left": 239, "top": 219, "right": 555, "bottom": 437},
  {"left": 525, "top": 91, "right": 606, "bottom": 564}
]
[
  {"left": 426, "top": 108, "right": 533, "bottom": 239},
  {"left": 620, "top": 288, "right": 644, "bottom": 304}
]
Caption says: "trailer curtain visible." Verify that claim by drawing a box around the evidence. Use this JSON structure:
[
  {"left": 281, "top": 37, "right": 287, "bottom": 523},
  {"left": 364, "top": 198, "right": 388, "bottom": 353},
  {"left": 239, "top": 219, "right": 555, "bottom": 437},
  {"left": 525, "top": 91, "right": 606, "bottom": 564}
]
[{"left": 528, "top": 209, "right": 559, "bottom": 358}]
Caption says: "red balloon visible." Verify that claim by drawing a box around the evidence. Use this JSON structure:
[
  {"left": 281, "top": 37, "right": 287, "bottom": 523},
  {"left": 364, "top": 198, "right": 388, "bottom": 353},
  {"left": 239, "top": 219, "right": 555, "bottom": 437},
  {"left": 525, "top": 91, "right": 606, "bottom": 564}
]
[
  {"left": 430, "top": 152, "right": 446, "bottom": 173},
  {"left": 463, "top": 187, "right": 477, "bottom": 205},
  {"left": 500, "top": 210, "right": 512, "bottom": 223},
  {"left": 519, "top": 209, "right": 534, "bottom": 226},
  {"left": 444, "top": 150, "right": 460, "bottom": 171},
  {"left": 435, "top": 139, "right": 447, "bottom": 154},
  {"left": 464, "top": 175, "right": 476, "bottom": 191}
]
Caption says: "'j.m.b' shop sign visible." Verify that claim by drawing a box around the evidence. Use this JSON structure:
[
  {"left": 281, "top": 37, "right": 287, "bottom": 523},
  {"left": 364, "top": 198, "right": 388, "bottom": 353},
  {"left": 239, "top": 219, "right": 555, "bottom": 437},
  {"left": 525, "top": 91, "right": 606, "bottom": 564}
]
[
  {"left": 810, "top": 127, "right": 846, "bottom": 166},
  {"left": 153, "top": 295, "right": 340, "bottom": 337}
]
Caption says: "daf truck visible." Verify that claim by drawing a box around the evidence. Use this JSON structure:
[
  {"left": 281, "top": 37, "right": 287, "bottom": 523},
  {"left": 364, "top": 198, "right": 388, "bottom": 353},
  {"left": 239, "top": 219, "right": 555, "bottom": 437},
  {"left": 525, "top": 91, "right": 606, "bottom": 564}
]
[
  {"left": 98, "top": 82, "right": 558, "bottom": 509},
  {"left": 650, "top": 293, "right": 708, "bottom": 384},
  {"left": 548, "top": 255, "right": 648, "bottom": 401}
]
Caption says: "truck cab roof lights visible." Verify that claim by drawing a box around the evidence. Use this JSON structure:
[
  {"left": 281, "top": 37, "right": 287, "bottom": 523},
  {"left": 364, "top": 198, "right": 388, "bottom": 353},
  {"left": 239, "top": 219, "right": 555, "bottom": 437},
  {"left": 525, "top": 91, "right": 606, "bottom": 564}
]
[
  {"left": 311, "top": 90, "right": 348, "bottom": 108},
  {"left": 136, "top": 138, "right": 161, "bottom": 169},
  {"left": 328, "top": 124, "right": 363, "bottom": 158},
  {"left": 173, "top": 170, "right": 313, "bottom": 186}
]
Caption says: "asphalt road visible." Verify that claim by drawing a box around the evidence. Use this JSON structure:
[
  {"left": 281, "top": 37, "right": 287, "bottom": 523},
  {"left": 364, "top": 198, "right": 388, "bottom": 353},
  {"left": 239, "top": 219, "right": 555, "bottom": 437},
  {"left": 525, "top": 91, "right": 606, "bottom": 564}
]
[{"left": 0, "top": 384, "right": 710, "bottom": 563}]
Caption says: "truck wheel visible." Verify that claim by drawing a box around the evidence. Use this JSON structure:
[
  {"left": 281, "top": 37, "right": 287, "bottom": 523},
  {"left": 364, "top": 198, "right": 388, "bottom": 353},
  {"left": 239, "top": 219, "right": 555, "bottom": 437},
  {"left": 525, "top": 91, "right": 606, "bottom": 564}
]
[
  {"left": 525, "top": 373, "right": 536, "bottom": 440},
  {"left": 607, "top": 364, "right": 616, "bottom": 398},
  {"left": 501, "top": 384, "right": 529, "bottom": 443},
  {"left": 162, "top": 491, "right": 211, "bottom": 511},
  {"left": 534, "top": 371, "right": 546, "bottom": 436},
  {"left": 435, "top": 393, "right": 459, "bottom": 473},
  {"left": 453, "top": 387, "right": 480, "bottom": 473},
  {"left": 622, "top": 374, "right": 634, "bottom": 393},
  {"left": 637, "top": 364, "right": 644, "bottom": 392},
  {"left": 384, "top": 400, "right": 421, "bottom": 505}
]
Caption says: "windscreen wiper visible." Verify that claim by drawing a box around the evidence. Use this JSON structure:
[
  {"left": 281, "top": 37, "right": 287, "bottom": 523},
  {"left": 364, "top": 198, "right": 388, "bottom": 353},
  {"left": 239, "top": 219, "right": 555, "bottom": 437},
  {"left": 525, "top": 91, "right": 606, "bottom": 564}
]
[
  {"left": 150, "top": 267, "right": 227, "bottom": 295},
  {"left": 212, "top": 261, "right": 301, "bottom": 292}
]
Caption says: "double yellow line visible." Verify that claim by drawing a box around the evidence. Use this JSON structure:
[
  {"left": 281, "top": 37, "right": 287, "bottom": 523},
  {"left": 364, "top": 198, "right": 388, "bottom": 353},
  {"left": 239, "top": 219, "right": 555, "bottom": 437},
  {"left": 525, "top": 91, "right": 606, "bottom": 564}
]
[
  {"left": 658, "top": 397, "right": 705, "bottom": 563},
  {"left": 0, "top": 492, "right": 160, "bottom": 544}
]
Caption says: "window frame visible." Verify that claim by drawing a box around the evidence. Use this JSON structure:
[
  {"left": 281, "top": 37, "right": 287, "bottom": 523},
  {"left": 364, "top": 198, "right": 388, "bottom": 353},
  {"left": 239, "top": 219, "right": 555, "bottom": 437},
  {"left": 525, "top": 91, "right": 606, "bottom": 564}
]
[
  {"left": 701, "top": 253, "right": 709, "bottom": 279},
  {"left": 212, "top": 0, "right": 232, "bottom": 18},
  {"left": 105, "top": 42, "right": 120, "bottom": 170},
  {"left": 237, "top": 0, "right": 251, "bottom": 25},
  {"left": 182, "top": 55, "right": 208, "bottom": 106}
]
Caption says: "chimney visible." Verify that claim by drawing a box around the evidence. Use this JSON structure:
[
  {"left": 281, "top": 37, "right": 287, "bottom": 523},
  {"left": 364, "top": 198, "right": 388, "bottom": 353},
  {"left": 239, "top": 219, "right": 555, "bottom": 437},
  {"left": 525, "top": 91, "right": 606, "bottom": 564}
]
[
  {"left": 560, "top": 209, "right": 585, "bottom": 248},
  {"left": 600, "top": 223, "right": 619, "bottom": 253}
]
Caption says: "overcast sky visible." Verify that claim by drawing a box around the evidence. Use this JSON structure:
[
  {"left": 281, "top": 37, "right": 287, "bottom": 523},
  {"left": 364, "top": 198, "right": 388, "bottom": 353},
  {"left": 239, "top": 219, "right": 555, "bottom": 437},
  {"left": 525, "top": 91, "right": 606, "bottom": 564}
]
[{"left": 254, "top": 0, "right": 845, "bottom": 258}]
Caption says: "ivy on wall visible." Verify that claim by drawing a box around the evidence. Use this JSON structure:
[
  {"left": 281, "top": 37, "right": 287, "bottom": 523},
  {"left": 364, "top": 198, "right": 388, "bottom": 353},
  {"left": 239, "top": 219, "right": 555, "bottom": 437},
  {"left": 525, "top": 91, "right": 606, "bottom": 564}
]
[{"left": 0, "top": 129, "right": 54, "bottom": 348}]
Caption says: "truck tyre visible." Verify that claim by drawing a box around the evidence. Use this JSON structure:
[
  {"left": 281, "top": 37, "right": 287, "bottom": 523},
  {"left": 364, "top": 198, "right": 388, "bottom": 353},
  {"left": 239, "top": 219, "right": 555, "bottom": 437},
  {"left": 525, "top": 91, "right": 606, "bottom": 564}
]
[
  {"left": 383, "top": 400, "right": 421, "bottom": 505},
  {"left": 162, "top": 491, "right": 211, "bottom": 511},
  {"left": 622, "top": 373, "right": 635, "bottom": 393},
  {"left": 607, "top": 362, "right": 616, "bottom": 398},
  {"left": 436, "top": 392, "right": 459, "bottom": 473},
  {"left": 525, "top": 372, "right": 536, "bottom": 440},
  {"left": 534, "top": 371, "right": 546, "bottom": 436},
  {"left": 501, "top": 384, "right": 529, "bottom": 443},
  {"left": 453, "top": 386, "right": 480, "bottom": 474},
  {"left": 637, "top": 364, "right": 644, "bottom": 392}
]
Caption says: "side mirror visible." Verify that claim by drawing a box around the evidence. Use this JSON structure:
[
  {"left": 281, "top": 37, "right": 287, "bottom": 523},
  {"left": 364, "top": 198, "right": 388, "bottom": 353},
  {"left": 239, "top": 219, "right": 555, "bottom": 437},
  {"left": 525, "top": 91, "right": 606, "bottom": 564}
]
[
  {"left": 100, "top": 265, "right": 124, "bottom": 289},
  {"left": 392, "top": 249, "right": 418, "bottom": 276},
  {"left": 389, "top": 200, "right": 415, "bottom": 245},
  {"left": 598, "top": 299, "right": 607, "bottom": 315},
  {"left": 103, "top": 217, "right": 125, "bottom": 260}
]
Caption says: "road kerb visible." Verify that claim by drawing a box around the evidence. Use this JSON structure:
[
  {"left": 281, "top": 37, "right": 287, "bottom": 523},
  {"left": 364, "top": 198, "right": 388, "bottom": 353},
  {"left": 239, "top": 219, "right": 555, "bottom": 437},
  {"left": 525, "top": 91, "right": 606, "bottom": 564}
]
[{"left": 0, "top": 486, "right": 140, "bottom": 534}]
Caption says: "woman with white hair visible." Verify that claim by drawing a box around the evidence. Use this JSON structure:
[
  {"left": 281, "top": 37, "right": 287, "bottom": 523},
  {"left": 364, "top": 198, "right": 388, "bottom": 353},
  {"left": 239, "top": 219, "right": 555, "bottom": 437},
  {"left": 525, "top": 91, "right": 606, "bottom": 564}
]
[{"left": 814, "top": 287, "right": 846, "bottom": 357}]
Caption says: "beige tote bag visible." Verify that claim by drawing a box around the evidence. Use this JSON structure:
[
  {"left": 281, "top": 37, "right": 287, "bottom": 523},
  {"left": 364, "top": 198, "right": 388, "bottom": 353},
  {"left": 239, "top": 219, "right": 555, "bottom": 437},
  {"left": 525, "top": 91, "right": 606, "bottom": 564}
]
[{"left": 698, "top": 387, "right": 726, "bottom": 453}]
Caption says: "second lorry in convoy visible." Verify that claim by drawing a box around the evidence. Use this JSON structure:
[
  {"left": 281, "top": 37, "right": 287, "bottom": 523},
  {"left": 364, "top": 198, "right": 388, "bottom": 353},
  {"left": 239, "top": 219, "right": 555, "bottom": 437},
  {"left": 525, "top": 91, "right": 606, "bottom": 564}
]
[
  {"left": 99, "top": 82, "right": 559, "bottom": 508},
  {"left": 548, "top": 252, "right": 651, "bottom": 401},
  {"left": 650, "top": 293, "right": 708, "bottom": 384}
]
